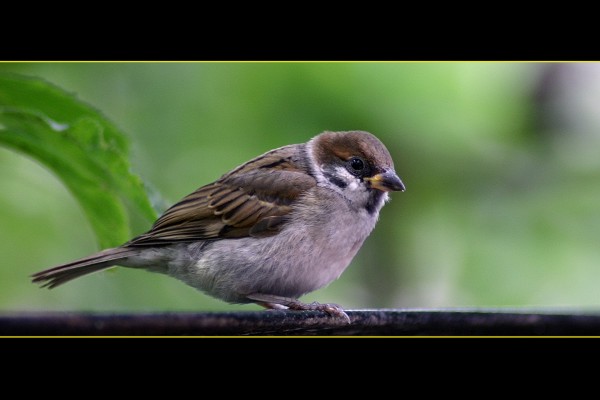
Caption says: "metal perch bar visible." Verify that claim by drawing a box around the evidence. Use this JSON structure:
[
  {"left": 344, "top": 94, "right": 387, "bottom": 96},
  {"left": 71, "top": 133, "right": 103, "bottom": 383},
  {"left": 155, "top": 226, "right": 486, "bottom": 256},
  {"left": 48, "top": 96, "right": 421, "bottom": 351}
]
[{"left": 2, "top": 308, "right": 600, "bottom": 336}]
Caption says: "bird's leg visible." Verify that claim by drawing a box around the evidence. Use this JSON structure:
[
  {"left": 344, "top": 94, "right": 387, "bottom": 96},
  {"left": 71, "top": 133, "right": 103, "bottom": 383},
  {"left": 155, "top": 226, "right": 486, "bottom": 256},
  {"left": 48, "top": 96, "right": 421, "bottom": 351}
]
[{"left": 247, "top": 293, "right": 351, "bottom": 324}]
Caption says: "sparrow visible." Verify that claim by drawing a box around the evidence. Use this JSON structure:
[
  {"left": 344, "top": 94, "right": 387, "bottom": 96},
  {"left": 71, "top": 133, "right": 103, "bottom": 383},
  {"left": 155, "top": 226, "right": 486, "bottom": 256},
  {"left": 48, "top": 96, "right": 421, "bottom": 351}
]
[{"left": 32, "top": 130, "right": 405, "bottom": 323}]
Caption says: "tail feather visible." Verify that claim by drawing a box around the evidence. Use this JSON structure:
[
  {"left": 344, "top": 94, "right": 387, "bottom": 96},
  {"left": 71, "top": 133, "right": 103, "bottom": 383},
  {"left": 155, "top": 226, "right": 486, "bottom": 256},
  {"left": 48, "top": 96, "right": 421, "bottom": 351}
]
[{"left": 31, "top": 247, "right": 138, "bottom": 289}]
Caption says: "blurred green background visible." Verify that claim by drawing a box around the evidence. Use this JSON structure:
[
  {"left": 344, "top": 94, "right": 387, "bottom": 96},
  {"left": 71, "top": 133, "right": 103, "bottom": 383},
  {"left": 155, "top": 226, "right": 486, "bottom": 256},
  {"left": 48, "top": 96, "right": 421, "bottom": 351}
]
[{"left": 1, "top": 62, "right": 599, "bottom": 312}]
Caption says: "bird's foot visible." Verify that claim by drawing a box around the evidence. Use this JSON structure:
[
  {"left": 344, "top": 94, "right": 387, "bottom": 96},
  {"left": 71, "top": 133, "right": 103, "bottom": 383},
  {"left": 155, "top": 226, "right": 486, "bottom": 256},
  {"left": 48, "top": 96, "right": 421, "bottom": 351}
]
[{"left": 248, "top": 293, "right": 351, "bottom": 324}]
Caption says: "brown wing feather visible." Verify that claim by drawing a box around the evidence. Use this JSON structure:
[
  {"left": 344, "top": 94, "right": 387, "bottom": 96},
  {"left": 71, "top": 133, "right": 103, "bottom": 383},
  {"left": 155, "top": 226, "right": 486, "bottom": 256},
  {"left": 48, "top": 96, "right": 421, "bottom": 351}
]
[{"left": 128, "top": 144, "right": 315, "bottom": 246}]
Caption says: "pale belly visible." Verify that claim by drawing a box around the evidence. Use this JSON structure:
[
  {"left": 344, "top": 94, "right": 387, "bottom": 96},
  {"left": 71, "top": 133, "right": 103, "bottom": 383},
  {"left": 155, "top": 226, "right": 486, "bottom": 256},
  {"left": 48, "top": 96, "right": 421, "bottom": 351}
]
[{"left": 165, "top": 204, "right": 378, "bottom": 304}]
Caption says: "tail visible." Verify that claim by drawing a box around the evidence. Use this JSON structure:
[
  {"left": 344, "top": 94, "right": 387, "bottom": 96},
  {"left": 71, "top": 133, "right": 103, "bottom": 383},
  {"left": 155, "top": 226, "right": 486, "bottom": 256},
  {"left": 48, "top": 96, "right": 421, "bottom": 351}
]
[{"left": 31, "top": 247, "right": 138, "bottom": 289}]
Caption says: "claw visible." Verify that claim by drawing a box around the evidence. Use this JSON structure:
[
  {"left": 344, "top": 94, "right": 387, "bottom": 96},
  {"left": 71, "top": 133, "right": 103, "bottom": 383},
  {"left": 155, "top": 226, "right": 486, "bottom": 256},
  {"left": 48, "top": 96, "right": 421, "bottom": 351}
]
[
  {"left": 302, "top": 302, "right": 350, "bottom": 324},
  {"left": 248, "top": 293, "right": 352, "bottom": 324}
]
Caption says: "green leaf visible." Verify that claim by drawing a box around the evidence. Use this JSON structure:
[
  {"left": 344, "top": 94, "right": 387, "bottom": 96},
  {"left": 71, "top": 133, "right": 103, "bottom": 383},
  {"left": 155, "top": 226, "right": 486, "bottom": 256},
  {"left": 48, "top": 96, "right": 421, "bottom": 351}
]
[{"left": 0, "top": 73, "right": 158, "bottom": 248}]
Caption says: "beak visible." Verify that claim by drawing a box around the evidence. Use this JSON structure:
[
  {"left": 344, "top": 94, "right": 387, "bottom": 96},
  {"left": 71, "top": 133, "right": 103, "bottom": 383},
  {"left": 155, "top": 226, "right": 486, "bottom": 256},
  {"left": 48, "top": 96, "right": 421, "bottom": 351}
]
[{"left": 365, "top": 170, "right": 406, "bottom": 192}]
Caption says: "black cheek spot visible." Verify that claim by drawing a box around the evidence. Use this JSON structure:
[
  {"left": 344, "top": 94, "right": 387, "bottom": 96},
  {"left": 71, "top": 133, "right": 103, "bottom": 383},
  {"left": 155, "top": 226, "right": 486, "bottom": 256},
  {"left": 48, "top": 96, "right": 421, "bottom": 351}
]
[{"left": 323, "top": 171, "right": 347, "bottom": 189}]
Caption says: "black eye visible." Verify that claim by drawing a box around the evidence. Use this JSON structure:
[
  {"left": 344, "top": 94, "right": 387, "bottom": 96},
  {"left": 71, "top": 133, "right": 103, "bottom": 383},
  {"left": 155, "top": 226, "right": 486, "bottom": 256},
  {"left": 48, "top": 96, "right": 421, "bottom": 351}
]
[
  {"left": 350, "top": 158, "right": 364, "bottom": 170},
  {"left": 347, "top": 157, "right": 366, "bottom": 176}
]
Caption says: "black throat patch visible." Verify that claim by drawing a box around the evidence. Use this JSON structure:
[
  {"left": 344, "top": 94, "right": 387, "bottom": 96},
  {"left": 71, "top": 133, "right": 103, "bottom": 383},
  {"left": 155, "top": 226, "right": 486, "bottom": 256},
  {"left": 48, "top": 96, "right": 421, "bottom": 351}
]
[{"left": 365, "top": 190, "right": 385, "bottom": 215}]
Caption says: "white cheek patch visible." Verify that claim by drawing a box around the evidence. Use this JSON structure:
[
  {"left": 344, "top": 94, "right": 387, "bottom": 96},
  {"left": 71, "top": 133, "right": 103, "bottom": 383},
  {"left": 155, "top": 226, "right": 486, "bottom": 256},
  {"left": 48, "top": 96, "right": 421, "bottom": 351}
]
[
  {"left": 348, "top": 180, "right": 360, "bottom": 191},
  {"left": 334, "top": 166, "right": 363, "bottom": 191}
]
